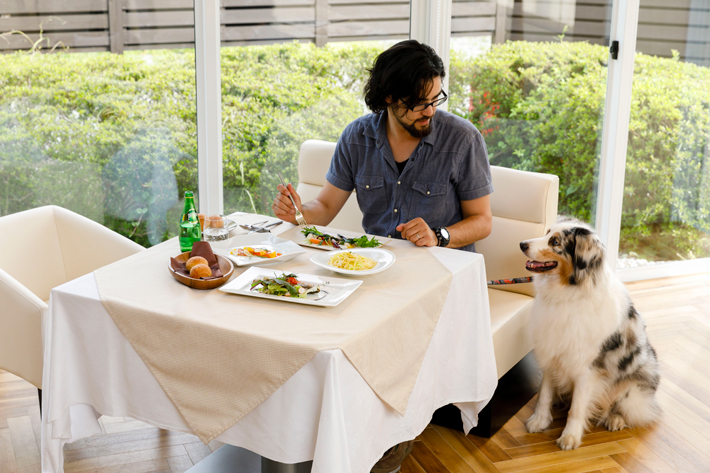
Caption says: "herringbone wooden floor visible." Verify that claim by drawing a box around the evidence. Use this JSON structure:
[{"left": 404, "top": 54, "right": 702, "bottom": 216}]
[{"left": 2, "top": 273, "right": 709, "bottom": 473}]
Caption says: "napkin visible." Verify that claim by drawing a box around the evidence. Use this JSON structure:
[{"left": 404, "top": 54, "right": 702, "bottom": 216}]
[{"left": 170, "top": 241, "right": 224, "bottom": 279}]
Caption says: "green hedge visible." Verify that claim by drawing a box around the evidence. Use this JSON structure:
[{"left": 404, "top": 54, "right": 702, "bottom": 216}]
[
  {"left": 1, "top": 41, "right": 708, "bottom": 259},
  {"left": 0, "top": 43, "right": 376, "bottom": 246},
  {"left": 450, "top": 41, "right": 710, "bottom": 260},
  {"left": 0, "top": 49, "right": 198, "bottom": 245}
]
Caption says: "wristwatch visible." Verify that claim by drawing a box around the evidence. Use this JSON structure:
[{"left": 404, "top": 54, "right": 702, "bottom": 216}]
[{"left": 432, "top": 227, "right": 450, "bottom": 247}]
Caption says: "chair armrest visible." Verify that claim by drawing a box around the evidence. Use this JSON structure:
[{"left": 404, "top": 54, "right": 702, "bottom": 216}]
[{"left": 0, "top": 268, "right": 46, "bottom": 388}]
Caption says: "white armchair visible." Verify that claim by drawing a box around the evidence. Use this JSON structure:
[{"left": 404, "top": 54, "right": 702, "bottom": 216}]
[
  {"left": 296, "top": 139, "right": 559, "bottom": 434},
  {"left": 0, "top": 206, "right": 144, "bottom": 395}
]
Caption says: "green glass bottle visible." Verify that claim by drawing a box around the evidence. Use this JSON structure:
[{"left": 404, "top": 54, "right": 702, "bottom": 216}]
[{"left": 179, "top": 191, "right": 202, "bottom": 252}]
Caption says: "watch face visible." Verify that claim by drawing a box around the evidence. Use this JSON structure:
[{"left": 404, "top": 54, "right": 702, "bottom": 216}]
[{"left": 440, "top": 227, "right": 450, "bottom": 239}]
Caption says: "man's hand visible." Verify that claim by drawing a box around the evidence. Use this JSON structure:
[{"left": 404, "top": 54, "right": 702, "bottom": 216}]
[
  {"left": 396, "top": 218, "right": 437, "bottom": 247},
  {"left": 273, "top": 183, "right": 302, "bottom": 224}
]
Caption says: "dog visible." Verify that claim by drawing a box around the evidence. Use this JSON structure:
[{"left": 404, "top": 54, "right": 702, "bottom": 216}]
[{"left": 520, "top": 217, "right": 661, "bottom": 450}]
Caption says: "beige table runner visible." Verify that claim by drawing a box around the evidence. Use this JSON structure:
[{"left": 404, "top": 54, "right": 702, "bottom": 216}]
[{"left": 94, "top": 237, "right": 452, "bottom": 443}]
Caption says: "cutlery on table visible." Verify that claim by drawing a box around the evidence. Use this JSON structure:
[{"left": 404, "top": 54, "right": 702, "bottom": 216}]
[
  {"left": 248, "top": 221, "right": 283, "bottom": 233},
  {"left": 238, "top": 220, "right": 268, "bottom": 231},
  {"left": 277, "top": 173, "right": 309, "bottom": 229}
]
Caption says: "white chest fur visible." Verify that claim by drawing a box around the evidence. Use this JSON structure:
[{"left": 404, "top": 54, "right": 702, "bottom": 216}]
[{"left": 529, "top": 273, "right": 626, "bottom": 386}]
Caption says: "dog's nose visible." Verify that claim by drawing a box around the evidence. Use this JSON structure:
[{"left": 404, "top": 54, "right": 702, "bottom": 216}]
[{"left": 520, "top": 242, "right": 529, "bottom": 252}]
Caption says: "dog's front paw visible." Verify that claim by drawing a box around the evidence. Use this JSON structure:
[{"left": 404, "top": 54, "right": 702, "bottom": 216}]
[
  {"left": 557, "top": 433, "right": 582, "bottom": 450},
  {"left": 526, "top": 411, "right": 552, "bottom": 433}
]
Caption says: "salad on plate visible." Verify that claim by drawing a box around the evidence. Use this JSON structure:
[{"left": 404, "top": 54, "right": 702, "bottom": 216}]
[
  {"left": 250, "top": 273, "right": 325, "bottom": 299},
  {"left": 301, "top": 226, "right": 382, "bottom": 249}
]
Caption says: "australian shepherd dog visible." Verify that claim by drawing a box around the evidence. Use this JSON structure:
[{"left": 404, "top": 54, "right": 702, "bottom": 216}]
[{"left": 520, "top": 217, "right": 661, "bottom": 450}]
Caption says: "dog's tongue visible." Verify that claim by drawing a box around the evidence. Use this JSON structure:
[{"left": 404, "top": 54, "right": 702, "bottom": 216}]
[{"left": 527, "top": 260, "right": 554, "bottom": 269}]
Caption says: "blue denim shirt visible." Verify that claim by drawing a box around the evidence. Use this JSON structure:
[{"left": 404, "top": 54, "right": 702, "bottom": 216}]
[{"left": 326, "top": 110, "right": 493, "bottom": 252}]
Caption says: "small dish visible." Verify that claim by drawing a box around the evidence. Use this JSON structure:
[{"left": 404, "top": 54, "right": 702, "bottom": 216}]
[
  {"left": 310, "top": 248, "right": 396, "bottom": 276},
  {"left": 220, "top": 267, "right": 363, "bottom": 307},
  {"left": 212, "top": 233, "right": 306, "bottom": 266},
  {"left": 169, "top": 252, "right": 234, "bottom": 289}
]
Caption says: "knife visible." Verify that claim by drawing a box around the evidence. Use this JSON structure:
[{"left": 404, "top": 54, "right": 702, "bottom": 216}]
[
  {"left": 238, "top": 220, "right": 268, "bottom": 231},
  {"left": 249, "top": 221, "right": 283, "bottom": 233}
]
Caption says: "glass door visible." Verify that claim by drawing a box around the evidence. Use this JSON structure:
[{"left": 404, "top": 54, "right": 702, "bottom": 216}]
[
  {"left": 447, "top": 0, "right": 612, "bottom": 224},
  {"left": 618, "top": 0, "right": 710, "bottom": 270}
]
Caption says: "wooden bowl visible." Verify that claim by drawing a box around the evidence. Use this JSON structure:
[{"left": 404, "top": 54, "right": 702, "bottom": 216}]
[{"left": 169, "top": 251, "right": 234, "bottom": 290}]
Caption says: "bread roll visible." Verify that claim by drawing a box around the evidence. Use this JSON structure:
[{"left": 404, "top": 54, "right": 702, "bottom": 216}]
[
  {"left": 189, "top": 264, "right": 212, "bottom": 279},
  {"left": 198, "top": 213, "right": 206, "bottom": 231},
  {"left": 206, "top": 215, "right": 224, "bottom": 228},
  {"left": 186, "top": 256, "right": 209, "bottom": 271}
]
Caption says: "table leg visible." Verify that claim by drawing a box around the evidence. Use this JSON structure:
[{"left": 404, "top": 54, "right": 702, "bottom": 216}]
[
  {"left": 185, "top": 444, "right": 313, "bottom": 473},
  {"left": 261, "top": 457, "right": 313, "bottom": 473}
]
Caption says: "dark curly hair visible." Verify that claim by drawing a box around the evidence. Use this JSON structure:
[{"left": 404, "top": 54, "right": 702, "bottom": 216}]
[{"left": 363, "top": 40, "right": 446, "bottom": 113}]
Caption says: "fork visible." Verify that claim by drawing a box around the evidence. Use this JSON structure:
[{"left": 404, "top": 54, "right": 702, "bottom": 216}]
[{"left": 277, "top": 173, "right": 309, "bottom": 229}]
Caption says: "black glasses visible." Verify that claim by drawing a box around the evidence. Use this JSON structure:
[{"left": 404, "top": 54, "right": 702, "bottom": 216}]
[{"left": 408, "top": 90, "right": 448, "bottom": 112}]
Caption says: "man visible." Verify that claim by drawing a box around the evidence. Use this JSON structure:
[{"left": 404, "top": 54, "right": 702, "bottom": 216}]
[{"left": 273, "top": 40, "right": 493, "bottom": 250}]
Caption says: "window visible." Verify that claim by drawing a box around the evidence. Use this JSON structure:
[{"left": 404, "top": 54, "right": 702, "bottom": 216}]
[{"left": 0, "top": 1, "right": 198, "bottom": 248}]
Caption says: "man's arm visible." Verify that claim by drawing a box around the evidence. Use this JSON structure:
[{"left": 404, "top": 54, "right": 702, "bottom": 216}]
[
  {"left": 445, "top": 195, "right": 492, "bottom": 247},
  {"left": 397, "top": 194, "right": 492, "bottom": 247},
  {"left": 273, "top": 181, "right": 352, "bottom": 227}
]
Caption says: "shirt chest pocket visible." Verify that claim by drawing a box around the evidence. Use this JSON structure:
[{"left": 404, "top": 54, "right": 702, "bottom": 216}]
[
  {"left": 356, "top": 176, "right": 388, "bottom": 216},
  {"left": 409, "top": 181, "right": 448, "bottom": 223}
]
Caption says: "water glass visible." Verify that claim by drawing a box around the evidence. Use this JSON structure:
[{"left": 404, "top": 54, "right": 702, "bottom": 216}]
[{"left": 203, "top": 216, "right": 229, "bottom": 242}]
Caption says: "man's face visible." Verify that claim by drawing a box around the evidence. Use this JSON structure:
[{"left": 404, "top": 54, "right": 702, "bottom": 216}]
[{"left": 390, "top": 76, "right": 443, "bottom": 138}]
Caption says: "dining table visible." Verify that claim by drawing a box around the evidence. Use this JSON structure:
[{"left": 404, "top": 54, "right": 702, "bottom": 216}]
[{"left": 40, "top": 213, "right": 498, "bottom": 473}]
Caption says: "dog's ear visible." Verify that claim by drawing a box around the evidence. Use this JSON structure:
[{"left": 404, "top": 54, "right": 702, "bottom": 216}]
[{"left": 567, "top": 227, "right": 605, "bottom": 285}]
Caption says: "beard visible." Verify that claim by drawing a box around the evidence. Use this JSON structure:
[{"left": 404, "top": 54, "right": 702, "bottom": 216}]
[{"left": 392, "top": 109, "right": 433, "bottom": 138}]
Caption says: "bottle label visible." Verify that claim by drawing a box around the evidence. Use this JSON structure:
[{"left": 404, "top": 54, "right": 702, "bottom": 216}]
[{"left": 187, "top": 209, "right": 198, "bottom": 223}]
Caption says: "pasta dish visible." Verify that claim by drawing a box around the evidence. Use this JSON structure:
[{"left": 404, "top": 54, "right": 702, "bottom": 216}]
[{"left": 329, "top": 251, "right": 377, "bottom": 271}]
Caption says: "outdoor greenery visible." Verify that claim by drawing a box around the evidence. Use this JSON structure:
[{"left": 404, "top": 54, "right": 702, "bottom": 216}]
[
  {"left": 450, "top": 41, "right": 710, "bottom": 261},
  {"left": 1, "top": 40, "right": 708, "bottom": 260},
  {"left": 0, "top": 43, "right": 373, "bottom": 246}
]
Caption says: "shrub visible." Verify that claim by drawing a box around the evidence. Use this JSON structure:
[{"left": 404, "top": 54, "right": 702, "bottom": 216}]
[
  {"left": 0, "top": 48, "right": 196, "bottom": 246},
  {"left": 218, "top": 42, "right": 375, "bottom": 214},
  {"left": 449, "top": 41, "right": 710, "bottom": 260},
  {"left": 0, "top": 43, "right": 378, "bottom": 246}
]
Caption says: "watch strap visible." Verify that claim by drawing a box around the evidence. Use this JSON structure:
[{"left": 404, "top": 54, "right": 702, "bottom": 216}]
[{"left": 433, "top": 227, "right": 450, "bottom": 247}]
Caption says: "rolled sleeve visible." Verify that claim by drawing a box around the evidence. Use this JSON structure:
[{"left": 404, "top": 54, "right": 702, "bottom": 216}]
[
  {"left": 326, "top": 133, "right": 356, "bottom": 192},
  {"left": 456, "top": 131, "right": 494, "bottom": 201}
]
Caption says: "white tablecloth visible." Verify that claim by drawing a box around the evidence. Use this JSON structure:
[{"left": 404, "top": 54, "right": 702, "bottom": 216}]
[{"left": 40, "top": 242, "right": 497, "bottom": 473}]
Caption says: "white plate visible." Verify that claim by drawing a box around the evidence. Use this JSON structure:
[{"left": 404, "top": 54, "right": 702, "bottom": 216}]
[
  {"left": 310, "top": 248, "right": 396, "bottom": 276},
  {"left": 211, "top": 234, "right": 306, "bottom": 266},
  {"left": 279, "top": 225, "right": 392, "bottom": 251},
  {"left": 219, "top": 267, "right": 363, "bottom": 307}
]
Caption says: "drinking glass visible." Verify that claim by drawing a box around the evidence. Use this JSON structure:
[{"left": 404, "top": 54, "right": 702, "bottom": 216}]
[{"left": 203, "top": 216, "right": 229, "bottom": 242}]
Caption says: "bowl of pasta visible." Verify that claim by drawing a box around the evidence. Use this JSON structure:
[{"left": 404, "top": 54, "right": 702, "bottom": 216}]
[{"left": 309, "top": 248, "right": 396, "bottom": 276}]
